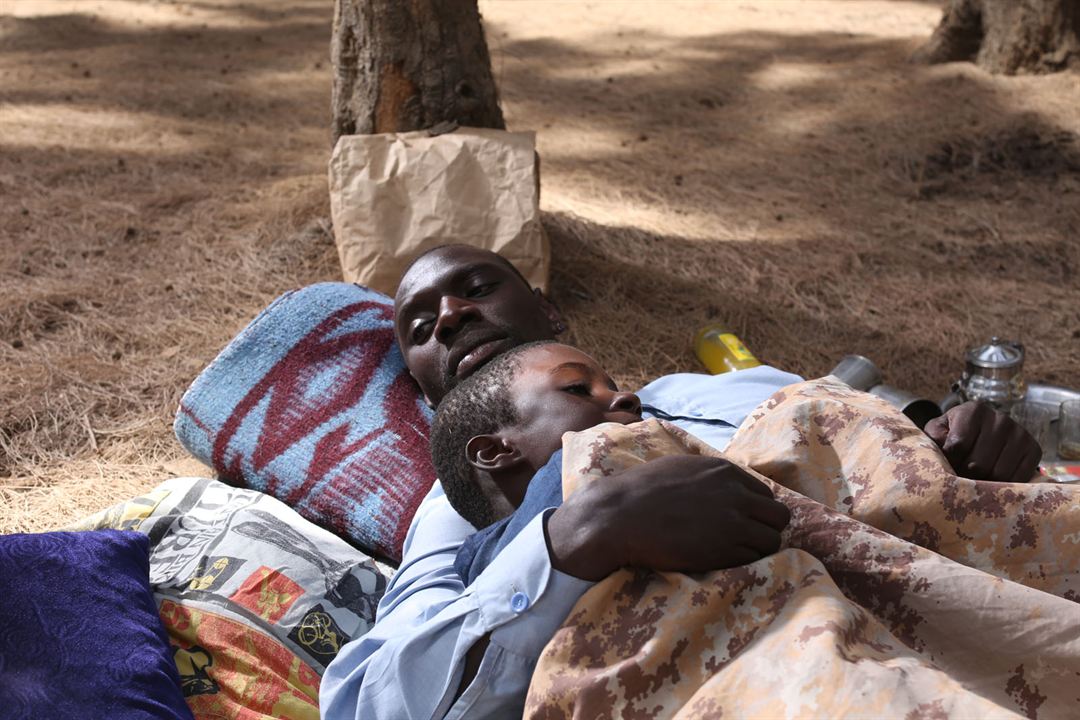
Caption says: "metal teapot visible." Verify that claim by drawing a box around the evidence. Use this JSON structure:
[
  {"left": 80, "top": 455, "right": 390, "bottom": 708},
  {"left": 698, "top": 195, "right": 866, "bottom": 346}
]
[{"left": 955, "top": 337, "right": 1026, "bottom": 411}]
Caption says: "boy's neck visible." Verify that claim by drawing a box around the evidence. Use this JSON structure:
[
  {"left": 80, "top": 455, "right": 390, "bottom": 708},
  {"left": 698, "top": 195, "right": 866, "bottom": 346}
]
[{"left": 483, "top": 464, "right": 540, "bottom": 521}]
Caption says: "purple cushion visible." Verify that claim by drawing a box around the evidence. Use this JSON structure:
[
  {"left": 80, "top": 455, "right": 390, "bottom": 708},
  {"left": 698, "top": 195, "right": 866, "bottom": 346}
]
[
  {"left": 174, "top": 283, "right": 436, "bottom": 561},
  {"left": 0, "top": 530, "right": 193, "bottom": 720}
]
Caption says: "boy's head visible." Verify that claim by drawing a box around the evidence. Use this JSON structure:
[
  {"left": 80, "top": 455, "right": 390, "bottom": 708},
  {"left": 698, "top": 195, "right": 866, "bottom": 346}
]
[{"left": 430, "top": 341, "right": 642, "bottom": 529}]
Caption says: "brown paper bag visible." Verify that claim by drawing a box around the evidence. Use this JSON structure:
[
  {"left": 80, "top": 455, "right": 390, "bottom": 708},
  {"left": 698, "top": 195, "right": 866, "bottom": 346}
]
[{"left": 328, "top": 127, "right": 548, "bottom": 296}]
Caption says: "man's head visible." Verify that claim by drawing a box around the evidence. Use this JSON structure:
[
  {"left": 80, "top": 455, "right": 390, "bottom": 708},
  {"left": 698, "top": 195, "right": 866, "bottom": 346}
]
[
  {"left": 394, "top": 245, "right": 563, "bottom": 407},
  {"left": 430, "top": 341, "right": 641, "bottom": 529}
]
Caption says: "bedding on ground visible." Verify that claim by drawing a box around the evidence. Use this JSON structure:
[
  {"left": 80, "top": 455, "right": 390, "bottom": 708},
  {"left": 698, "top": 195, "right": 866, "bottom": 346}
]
[
  {"left": 0, "top": 529, "right": 194, "bottom": 720},
  {"left": 173, "top": 282, "right": 435, "bottom": 562},
  {"left": 77, "top": 476, "right": 385, "bottom": 720}
]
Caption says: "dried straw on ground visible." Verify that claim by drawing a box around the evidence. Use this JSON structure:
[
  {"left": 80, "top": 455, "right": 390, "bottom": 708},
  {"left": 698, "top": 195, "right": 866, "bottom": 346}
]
[{"left": 2, "top": 0, "right": 1079, "bottom": 532}]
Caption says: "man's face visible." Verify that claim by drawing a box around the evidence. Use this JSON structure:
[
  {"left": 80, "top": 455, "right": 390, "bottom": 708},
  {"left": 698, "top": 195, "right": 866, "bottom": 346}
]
[
  {"left": 394, "top": 246, "right": 560, "bottom": 405},
  {"left": 507, "top": 344, "right": 642, "bottom": 471}
]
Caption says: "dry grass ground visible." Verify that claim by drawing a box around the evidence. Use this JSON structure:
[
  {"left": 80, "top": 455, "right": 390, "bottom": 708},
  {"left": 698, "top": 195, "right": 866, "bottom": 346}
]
[{"left": 2, "top": 0, "right": 1079, "bottom": 531}]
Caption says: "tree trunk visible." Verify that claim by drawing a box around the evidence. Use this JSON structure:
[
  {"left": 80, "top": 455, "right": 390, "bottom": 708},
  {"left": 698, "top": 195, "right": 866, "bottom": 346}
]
[
  {"left": 331, "top": 0, "right": 505, "bottom": 144},
  {"left": 913, "top": 0, "right": 1080, "bottom": 74}
]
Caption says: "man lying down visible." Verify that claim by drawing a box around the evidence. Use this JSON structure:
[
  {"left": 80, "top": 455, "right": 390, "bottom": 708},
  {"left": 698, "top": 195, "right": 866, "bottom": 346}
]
[{"left": 320, "top": 245, "right": 1052, "bottom": 720}]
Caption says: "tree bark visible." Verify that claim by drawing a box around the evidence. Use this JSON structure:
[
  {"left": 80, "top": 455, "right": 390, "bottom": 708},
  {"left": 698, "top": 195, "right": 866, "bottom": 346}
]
[
  {"left": 331, "top": 0, "right": 505, "bottom": 144},
  {"left": 913, "top": 0, "right": 1080, "bottom": 74}
]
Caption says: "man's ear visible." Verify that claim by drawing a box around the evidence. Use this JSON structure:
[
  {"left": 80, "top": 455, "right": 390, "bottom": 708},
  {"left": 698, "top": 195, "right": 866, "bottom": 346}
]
[
  {"left": 533, "top": 288, "right": 566, "bottom": 336},
  {"left": 466, "top": 434, "right": 524, "bottom": 474}
]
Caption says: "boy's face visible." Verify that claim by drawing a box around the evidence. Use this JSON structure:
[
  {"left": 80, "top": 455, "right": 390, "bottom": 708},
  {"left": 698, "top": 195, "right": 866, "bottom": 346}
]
[{"left": 507, "top": 344, "right": 642, "bottom": 470}]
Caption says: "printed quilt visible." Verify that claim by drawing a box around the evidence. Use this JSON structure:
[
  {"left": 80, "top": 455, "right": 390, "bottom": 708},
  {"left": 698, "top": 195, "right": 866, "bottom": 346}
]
[{"left": 78, "top": 477, "right": 385, "bottom": 720}]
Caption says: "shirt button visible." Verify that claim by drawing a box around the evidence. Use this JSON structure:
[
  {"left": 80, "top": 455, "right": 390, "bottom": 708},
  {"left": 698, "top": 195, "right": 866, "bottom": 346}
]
[{"left": 510, "top": 592, "right": 530, "bottom": 613}]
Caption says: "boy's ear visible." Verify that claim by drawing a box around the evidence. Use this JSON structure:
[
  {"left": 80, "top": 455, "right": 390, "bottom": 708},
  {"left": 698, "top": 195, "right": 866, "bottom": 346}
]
[{"left": 466, "top": 434, "right": 524, "bottom": 474}]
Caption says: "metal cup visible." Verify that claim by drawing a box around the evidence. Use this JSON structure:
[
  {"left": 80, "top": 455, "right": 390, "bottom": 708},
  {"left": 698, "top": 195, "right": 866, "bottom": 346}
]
[
  {"left": 829, "top": 355, "right": 884, "bottom": 392},
  {"left": 869, "top": 384, "right": 943, "bottom": 430}
]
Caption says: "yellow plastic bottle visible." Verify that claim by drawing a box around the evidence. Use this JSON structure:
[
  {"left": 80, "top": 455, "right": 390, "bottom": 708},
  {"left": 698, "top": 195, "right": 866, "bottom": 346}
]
[{"left": 693, "top": 324, "right": 761, "bottom": 374}]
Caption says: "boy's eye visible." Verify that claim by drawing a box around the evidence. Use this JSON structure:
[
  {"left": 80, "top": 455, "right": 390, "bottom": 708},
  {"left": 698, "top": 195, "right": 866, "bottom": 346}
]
[{"left": 562, "top": 383, "right": 590, "bottom": 397}]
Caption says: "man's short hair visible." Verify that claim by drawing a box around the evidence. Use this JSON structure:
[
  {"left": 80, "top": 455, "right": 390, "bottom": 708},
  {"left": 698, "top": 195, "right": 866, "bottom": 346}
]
[{"left": 429, "top": 340, "right": 555, "bottom": 529}]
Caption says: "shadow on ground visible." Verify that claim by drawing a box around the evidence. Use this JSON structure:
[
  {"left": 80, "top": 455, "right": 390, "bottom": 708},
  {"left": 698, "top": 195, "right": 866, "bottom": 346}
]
[
  {"left": 484, "top": 26, "right": 1080, "bottom": 396},
  {"left": 2, "top": 2, "right": 1079, "bottom": 494}
]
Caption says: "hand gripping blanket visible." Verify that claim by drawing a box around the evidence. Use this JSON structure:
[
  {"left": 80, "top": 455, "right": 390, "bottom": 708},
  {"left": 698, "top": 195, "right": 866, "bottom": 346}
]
[{"left": 525, "top": 377, "right": 1080, "bottom": 719}]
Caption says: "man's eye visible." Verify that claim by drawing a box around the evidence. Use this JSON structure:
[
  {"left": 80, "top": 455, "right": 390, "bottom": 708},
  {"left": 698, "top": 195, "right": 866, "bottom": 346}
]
[
  {"left": 465, "top": 282, "right": 496, "bottom": 298},
  {"left": 562, "top": 384, "right": 590, "bottom": 396},
  {"left": 410, "top": 320, "right": 433, "bottom": 343}
]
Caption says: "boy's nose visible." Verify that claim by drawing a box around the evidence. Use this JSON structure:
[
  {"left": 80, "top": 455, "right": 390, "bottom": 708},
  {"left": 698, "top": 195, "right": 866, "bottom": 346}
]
[{"left": 609, "top": 391, "right": 642, "bottom": 415}]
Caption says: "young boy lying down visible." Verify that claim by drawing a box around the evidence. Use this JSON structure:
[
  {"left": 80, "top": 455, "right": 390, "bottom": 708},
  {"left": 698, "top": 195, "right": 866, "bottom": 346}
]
[
  {"left": 429, "top": 340, "right": 787, "bottom": 584},
  {"left": 430, "top": 343, "right": 1080, "bottom": 719}
]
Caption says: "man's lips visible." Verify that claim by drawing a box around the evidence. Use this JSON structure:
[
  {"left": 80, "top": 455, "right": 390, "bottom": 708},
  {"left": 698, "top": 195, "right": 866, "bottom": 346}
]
[{"left": 452, "top": 337, "right": 511, "bottom": 379}]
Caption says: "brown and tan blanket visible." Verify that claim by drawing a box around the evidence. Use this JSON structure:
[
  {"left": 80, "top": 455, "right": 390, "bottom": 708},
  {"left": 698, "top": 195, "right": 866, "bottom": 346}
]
[{"left": 525, "top": 377, "right": 1080, "bottom": 719}]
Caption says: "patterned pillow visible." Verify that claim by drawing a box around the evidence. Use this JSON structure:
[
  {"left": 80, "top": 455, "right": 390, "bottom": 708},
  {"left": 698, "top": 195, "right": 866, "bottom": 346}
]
[
  {"left": 174, "top": 282, "right": 435, "bottom": 561},
  {"left": 0, "top": 529, "right": 194, "bottom": 720},
  {"left": 77, "top": 476, "right": 386, "bottom": 720}
]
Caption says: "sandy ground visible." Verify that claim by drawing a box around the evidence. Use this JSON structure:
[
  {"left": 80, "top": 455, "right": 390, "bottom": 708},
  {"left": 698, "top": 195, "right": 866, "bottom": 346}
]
[{"left": 2, "top": 0, "right": 1079, "bottom": 531}]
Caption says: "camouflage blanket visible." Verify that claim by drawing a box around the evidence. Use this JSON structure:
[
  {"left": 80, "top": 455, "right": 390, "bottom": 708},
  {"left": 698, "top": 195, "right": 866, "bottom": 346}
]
[{"left": 525, "top": 377, "right": 1080, "bottom": 719}]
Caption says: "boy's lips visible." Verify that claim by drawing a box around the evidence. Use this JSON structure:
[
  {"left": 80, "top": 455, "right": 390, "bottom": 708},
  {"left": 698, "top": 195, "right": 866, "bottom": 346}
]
[{"left": 453, "top": 337, "right": 512, "bottom": 379}]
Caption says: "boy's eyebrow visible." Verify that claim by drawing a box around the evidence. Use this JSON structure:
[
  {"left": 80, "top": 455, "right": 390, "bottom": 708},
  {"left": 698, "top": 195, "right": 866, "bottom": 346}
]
[
  {"left": 549, "top": 362, "right": 618, "bottom": 390},
  {"left": 549, "top": 361, "right": 594, "bottom": 376}
]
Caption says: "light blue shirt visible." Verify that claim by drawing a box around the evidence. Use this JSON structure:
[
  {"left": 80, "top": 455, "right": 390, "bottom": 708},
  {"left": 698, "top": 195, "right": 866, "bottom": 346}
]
[{"left": 320, "top": 365, "right": 803, "bottom": 720}]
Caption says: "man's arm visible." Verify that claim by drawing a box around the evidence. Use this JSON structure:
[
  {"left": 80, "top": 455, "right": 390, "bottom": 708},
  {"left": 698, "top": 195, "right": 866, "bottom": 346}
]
[
  {"left": 637, "top": 369, "right": 1042, "bottom": 484},
  {"left": 452, "top": 454, "right": 792, "bottom": 698},
  {"left": 547, "top": 455, "right": 790, "bottom": 579}
]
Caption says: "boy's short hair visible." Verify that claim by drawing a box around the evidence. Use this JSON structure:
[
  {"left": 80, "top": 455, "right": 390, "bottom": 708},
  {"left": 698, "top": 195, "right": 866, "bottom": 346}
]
[{"left": 429, "top": 340, "right": 555, "bottom": 529}]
